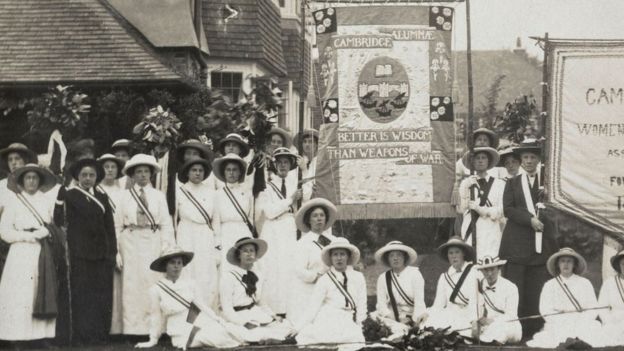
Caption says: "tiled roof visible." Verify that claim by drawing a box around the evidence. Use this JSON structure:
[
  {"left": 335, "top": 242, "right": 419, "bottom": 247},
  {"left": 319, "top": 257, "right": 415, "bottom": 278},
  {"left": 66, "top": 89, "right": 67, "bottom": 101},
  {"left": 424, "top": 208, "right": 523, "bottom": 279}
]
[
  {"left": 0, "top": 0, "right": 187, "bottom": 86},
  {"left": 202, "top": 0, "right": 287, "bottom": 76},
  {"left": 280, "top": 23, "right": 311, "bottom": 96}
]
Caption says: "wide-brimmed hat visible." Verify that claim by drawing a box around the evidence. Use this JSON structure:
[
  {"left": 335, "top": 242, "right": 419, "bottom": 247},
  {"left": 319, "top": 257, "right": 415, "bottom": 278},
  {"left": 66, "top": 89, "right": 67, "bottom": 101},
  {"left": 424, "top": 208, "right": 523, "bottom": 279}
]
[
  {"left": 13, "top": 164, "right": 56, "bottom": 191},
  {"left": 176, "top": 139, "right": 211, "bottom": 162},
  {"left": 438, "top": 236, "right": 475, "bottom": 262},
  {"left": 610, "top": 249, "right": 624, "bottom": 273},
  {"left": 294, "top": 129, "right": 320, "bottom": 149},
  {"left": 226, "top": 237, "right": 268, "bottom": 265},
  {"left": 321, "top": 237, "right": 361, "bottom": 267},
  {"left": 469, "top": 147, "right": 499, "bottom": 170},
  {"left": 272, "top": 147, "right": 297, "bottom": 170},
  {"left": 295, "top": 197, "right": 337, "bottom": 232},
  {"left": 149, "top": 246, "right": 194, "bottom": 273},
  {"left": 110, "top": 139, "right": 132, "bottom": 153},
  {"left": 97, "top": 154, "right": 126, "bottom": 179},
  {"left": 546, "top": 247, "right": 587, "bottom": 276},
  {"left": 475, "top": 256, "right": 507, "bottom": 270},
  {"left": 374, "top": 241, "right": 417, "bottom": 267},
  {"left": 513, "top": 138, "right": 542, "bottom": 157},
  {"left": 122, "top": 154, "right": 161, "bottom": 176},
  {"left": 212, "top": 153, "right": 247, "bottom": 183},
  {"left": 70, "top": 158, "right": 105, "bottom": 183},
  {"left": 178, "top": 158, "right": 212, "bottom": 183},
  {"left": 218, "top": 133, "right": 250, "bottom": 158},
  {"left": 266, "top": 127, "right": 293, "bottom": 148},
  {"left": 497, "top": 145, "right": 520, "bottom": 167},
  {"left": 472, "top": 128, "right": 499, "bottom": 149},
  {"left": 0, "top": 143, "right": 37, "bottom": 164}
]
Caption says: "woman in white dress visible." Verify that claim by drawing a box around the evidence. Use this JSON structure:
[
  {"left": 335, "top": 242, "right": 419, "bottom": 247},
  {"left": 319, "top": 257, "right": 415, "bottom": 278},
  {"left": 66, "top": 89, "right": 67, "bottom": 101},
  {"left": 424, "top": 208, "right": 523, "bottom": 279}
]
[
  {"left": 373, "top": 241, "right": 426, "bottom": 336},
  {"left": 257, "top": 147, "right": 302, "bottom": 317},
  {"left": 96, "top": 153, "right": 125, "bottom": 335},
  {"left": 136, "top": 246, "right": 243, "bottom": 349},
  {"left": 287, "top": 198, "right": 338, "bottom": 322},
  {"left": 219, "top": 237, "right": 293, "bottom": 343},
  {"left": 212, "top": 154, "right": 254, "bottom": 263},
  {"left": 176, "top": 158, "right": 219, "bottom": 307},
  {"left": 294, "top": 129, "right": 319, "bottom": 202},
  {"left": 204, "top": 133, "right": 253, "bottom": 191},
  {"left": 116, "top": 154, "right": 175, "bottom": 336},
  {"left": 0, "top": 164, "right": 56, "bottom": 341},
  {"left": 528, "top": 248, "right": 605, "bottom": 348},
  {"left": 599, "top": 250, "right": 624, "bottom": 346},
  {"left": 291, "top": 237, "right": 367, "bottom": 345}
]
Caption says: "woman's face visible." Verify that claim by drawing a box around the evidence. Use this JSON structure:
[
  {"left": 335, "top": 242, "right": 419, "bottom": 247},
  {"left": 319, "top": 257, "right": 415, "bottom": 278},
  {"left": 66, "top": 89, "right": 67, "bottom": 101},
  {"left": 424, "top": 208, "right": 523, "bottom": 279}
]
[
  {"left": 183, "top": 148, "right": 202, "bottom": 163},
  {"left": 309, "top": 207, "right": 327, "bottom": 233},
  {"left": 223, "top": 162, "right": 241, "bottom": 184},
  {"left": 267, "top": 134, "right": 284, "bottom": 153},
  {"left": 22, "top": 171, "right": 40, "bottom": 194},
  {"left": 447, "top": 247, "right": 465, "bottom": 267},
  {"left": 187, "top": 164, "right": 205, "bottom": 184},
  {"left": 302, "top": 136, "right": 317, "bottom": 157},
  {"left": 275, "top": 156, "right": 292, "bottom": 178},
  {"left": 331, "top": 248, "right": 350, "bottom": 271},
  {"left": 238, "top": 243, "right": 257, "bottom": 267},
  {"left": 387, "top": 251, "right": 407, "bottom": 270},
  {"left": 504, "top": 156, "right": 520, "bottom": 175},
  {"left": 78, "top": 166, "right": 98, "bottom": 189},
  {"left": 165, "top": 257, "right": 184, "bottom": 280},
  {"left": 223, "top": 141, "right": 242, "bottom": 156},
  {"left": 132, "top": 165, "right": 152, "bottom": 187},
  {"left": 473, "top": 133, "right": 491, "bottom": 147},
  {"left": 6, "top": 152, "right": 25, "bottom": 172},
  {"left": 521, "top": 152, "right": 540, "bottom": 174},
  {"left": 114, "top": 149, "right": 130, "bottom": 162},
  {"left": 472, "top": 152, "right": 490, "bottom": 172},
  {"left": 102, "top": 160, "right": 119, "bottom": 181},
  {"left": 558, "top": 256, "right": 576, "bottom": 276}
]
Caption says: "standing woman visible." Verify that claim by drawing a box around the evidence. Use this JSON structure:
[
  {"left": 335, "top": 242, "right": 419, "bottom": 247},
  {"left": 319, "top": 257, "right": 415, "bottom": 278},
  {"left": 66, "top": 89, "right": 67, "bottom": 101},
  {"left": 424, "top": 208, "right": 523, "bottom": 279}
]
[
  {"left": 205, "top": 133, "right": 252, "bottom": 191},
  {"left": 212, "top": 154, "right": 254, "bottom": 263},
  {"left": 176, "top": 158, "right": 219, "bottom": 307},
  {"left": 599, "top": 250, "right": 624, "bottom": 346},
  {"left": 288, "top": 198, "right": 337, "bottom": 322},
  {"left": 0, "top": 164, "right": 56, "bottom": 342},
  {"left": 373, "top": 241, "right": 427, "bottom": 335},
  {"left": 54, "top": 159, "right": 116, "bottom": 345},
  {"left": 116, "top": 154, "right": 175, "bottom": 336},
  {"left": 294, "top": 129, "right": 319, "bottom": 202}
]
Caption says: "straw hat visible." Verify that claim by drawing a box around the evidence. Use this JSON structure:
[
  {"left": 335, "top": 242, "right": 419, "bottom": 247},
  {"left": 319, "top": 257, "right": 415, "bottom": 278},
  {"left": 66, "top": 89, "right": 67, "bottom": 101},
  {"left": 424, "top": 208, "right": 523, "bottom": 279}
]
[
  {"left": 122, "top": 154, "right": 161, "bottom": 176},
  {"left": 610, "top": 249, "right": 624, "bottom": 273},
  {"left": 97, "top": 154, "right": 126, "bottom": 179},
  {"left": 212, "top": 153, "right": 248, "bottom": 183},
  {"left": 218, "top": 133, "right": 250, "bottom": 158},
  {"left": 374, "top": 241, "right": 417, "bottom": 267},
  {"left": 321, "top": 237, "right": 361, "bottom": 267},
  {"left": 513, "top": 138, "right": 542, "bottom": 157},
  {"left": 295, "top": 197, "right": 337, "bottom": 232},
  {"left": 178, "top": 158, "right": 212, "bottom": 183},
  {"left": 0, "top": 143, "right": 37, "bottom": 164},
  {"left": 13, "top": 164, "right": 56, "bottom": 191},
  {"left": 272, "top": 147, "right": 297, "bottom": 170},
  {"left": 497, "top": 144, "right": 520, "bottom": 167},
  {"left": 110, "top": 139, "right": 132, "bottom": 153},
  {"left": 266, "top": 127, "right": 293, "bottom": 148},
  {"left": 438, "top": 236, "right": 475, "bottom": 262},
  {"left": 475, "top": 256, "right": 507, "bottom": 270},
  {"left": 546, "top": 247, "right": 587, "bottom": 276},
  {"left": 149, "top": 246, "right": 194, "bottom": 273},
  {"left": 226, "top": 237, "right": 268, "bottom": 265},
  {"left": 176, "top": 139, "right": 211, "bottom": 162},
  {"left": 472, "top": 128, "right": 499, "bottom": 149},
  {"left": 70, "top": 158, "right": 104, "bottom": 183},
  {"left": 462, "top": 147, "right": 500, "bottom": 171}
]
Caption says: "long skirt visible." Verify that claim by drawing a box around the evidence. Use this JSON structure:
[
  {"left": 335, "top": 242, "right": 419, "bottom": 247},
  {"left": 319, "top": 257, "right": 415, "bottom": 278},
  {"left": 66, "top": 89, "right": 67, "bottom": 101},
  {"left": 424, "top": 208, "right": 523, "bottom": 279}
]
[
  {"left": 167, "top": 311, "right": 243, "bottom": 348},
  {"left": 70, "top": 257, "right": 114, "bottom": 344},
  {"left": 296, "top": 307, "right": 364, "bottom": 345},
  {"left": 479, "top": 319, "right": 522, "bottom": 344},
  {"left": 0, "top": 241, "right": 56, "bottom": 340},
  {"left": 177, "top": 220, "right": 218, "bottom": 308},
  {"left": 110, "top": 270, "right": 123, "bottom": 334},
  {"left": 119, "top": 227, "right": 163, "bottom": 335},
  {"left": 425, "top": 305, "right": 473, "bottom": 337},
  {"left": 527, "top": 317, "right": 606, "bottom": 348},
  {"left": 231, "top": 306, "right": 291, "bottom": 343}
]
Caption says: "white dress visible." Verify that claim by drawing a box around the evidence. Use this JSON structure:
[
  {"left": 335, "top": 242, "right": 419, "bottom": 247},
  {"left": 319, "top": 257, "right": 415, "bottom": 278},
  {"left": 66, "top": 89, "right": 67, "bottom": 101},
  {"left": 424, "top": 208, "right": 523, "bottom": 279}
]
[
  {"left": 375, "top": 266, "right": 426, "bottom": 334},
  {"left": 219, "top": 265, "right": 292, "bottom": 342},
  {"left": 528, "top": 274, "right": 605, "bottom": 348},
  {"left": 598, "top": 275, "right": 624, "bottom": 346},
  {"left": 425, "top": 262, "right": 478, "bottom": 336},
  {"left": 213, "top": 182, "right": 253, "bottom": 263},
  {"left": 116, "top": 184, "right": 175, "bottom": 335},
  {"left": 458, "top": 175, "right": 505, "bottom": 259},
  {"left": 0, "top": 191, "right": 56, "bottom": 340},
  {"left": 287, "top": 230, "right": 336, "bottom": 322},
  {"left": 294, "top": 266, "right": 367, "bottom": 345},
  {"left": 257, "top": 176, "right": 298, "bottom": 315},
  {"left": 301, "top": 155, "right": 317, "bottom": 202},
  {"left": 98, "top": 181, "right": 124, "bottom": 334},
  {"left": 147, "top": 278, "right": 242, "bottom": 349},
  {"left": 476, "top": 276, "right": 522, "bottom": 343},
  {"left": 176, "top": 181, "right": 219, "bottom": 308}
]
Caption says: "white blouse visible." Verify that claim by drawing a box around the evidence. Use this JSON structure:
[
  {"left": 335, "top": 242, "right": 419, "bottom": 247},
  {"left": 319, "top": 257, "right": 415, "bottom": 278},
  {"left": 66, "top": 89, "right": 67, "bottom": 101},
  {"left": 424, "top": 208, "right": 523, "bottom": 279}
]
[
  {"left": 115, "top": 184, "right": 174, "bottom": 244},
  {"left": 376, "top": 266, "right": 426, "bottom": 322},
  {"left": 0, "top": 191, "right": 52, "bottom": 243},
  {"left": 598, "top": 275, "right": 624, "bottom": 325},
  {"left": 478, "top": 276, "right": 519, "bottom": 321},
  {"left": 539, "top": 274, "right": 599, "bottom": 325},
  {"left": 293, "top": 231, "right": 337, "bottom": 284},
  {"left": 219, "top": 266, "right": 274, "bottom": 326},
  {"left": 431, "top": 262, "right": 478, "bottom": 310},
  {"left": 177, "top": 182, "right": 216, "bottom": 226}
]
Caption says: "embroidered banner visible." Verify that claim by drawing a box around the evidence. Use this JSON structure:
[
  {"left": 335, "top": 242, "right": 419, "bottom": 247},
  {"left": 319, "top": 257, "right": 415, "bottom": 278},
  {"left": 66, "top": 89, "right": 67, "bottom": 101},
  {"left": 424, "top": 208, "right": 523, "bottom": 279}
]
[
  {"left": 547, "top": 40, "right": 624, "bottom": 234},
  {"left": 313, "top": 5, "right": 456, "bottom": 219}
]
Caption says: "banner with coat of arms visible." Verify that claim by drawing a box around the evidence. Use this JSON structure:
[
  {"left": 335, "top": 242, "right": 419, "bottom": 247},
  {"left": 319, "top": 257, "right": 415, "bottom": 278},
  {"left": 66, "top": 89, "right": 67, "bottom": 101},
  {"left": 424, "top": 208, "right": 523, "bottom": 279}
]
[{"left": 312, "top": 5, "right": 456, "bottom": 219}]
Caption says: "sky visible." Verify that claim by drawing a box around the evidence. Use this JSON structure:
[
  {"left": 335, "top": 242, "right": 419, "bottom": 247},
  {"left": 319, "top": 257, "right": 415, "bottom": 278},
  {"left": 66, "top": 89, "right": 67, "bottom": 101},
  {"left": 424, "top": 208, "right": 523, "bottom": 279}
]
[{"left": 450, "top": 0, "right": 624, "bottom": 58}]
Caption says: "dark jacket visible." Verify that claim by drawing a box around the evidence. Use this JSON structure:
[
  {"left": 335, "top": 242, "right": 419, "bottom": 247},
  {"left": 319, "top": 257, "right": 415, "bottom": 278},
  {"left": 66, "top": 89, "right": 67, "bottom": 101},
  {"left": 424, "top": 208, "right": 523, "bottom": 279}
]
[{"left": 499, "top": 174, "right": 558, "bottom": 265}]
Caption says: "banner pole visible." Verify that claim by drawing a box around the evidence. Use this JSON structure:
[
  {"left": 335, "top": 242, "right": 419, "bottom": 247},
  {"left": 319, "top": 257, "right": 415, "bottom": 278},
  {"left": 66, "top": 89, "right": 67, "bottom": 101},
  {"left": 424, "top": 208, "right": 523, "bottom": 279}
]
[
  {"left": 296, "top": 0, "right": 307, "bottom": 240},
  {"left": 465, "top": 0, "right": 475, "bottom": 148}
]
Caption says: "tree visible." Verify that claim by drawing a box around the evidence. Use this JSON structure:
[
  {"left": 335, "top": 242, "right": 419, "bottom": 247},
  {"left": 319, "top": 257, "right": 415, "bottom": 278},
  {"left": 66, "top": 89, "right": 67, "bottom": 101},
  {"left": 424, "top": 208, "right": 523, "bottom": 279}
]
[{"left": 493, "top": 94, "right": 540, "bottom": 143}]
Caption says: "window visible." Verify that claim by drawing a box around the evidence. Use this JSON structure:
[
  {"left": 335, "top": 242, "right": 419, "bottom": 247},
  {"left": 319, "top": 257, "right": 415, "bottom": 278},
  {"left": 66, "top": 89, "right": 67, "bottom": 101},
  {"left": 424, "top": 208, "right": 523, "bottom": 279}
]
[
  {"left": 211, "top": 72, "right": 243, "bottom": 103},
  {"left": 279, "top": 0, "right": 285, "bottom": 7}
]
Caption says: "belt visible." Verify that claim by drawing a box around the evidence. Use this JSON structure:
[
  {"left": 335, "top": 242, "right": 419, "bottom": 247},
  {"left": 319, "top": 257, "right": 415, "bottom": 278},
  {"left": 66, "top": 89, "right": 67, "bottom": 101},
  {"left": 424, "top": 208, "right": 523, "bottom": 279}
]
[
  {"left": 233, "top": 302, "right": 255, "bottom": 312},
  {"left": 23, "top": 228, "right": 39, "bottom": 232},
  {"left": 123, "top": 224, "right": 160, "bottom": 231}
]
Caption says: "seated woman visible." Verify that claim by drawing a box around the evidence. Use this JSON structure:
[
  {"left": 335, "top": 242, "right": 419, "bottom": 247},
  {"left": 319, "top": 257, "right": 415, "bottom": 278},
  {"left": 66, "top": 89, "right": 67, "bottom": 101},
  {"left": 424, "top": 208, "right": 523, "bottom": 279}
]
[
  {"left": 527, "top": 248, "right": 604, "bottom": 348},
  {"left": 373, "top": 241, "right": 426, "bottom": 336},
  {"left": 219, "top": 237, "right": 292, "bottom": 343},
  {"left": 136, "top": 246, "right": 243, "bottom": 349},
  {"left": 292, "top": 237, "right": 367, "bottom": 345},
  {"left": 598, "top": 250, "right": 624, "bottom": 347},
  {"left": 424, "top": 236, "right": 478, "bottom": 336}
]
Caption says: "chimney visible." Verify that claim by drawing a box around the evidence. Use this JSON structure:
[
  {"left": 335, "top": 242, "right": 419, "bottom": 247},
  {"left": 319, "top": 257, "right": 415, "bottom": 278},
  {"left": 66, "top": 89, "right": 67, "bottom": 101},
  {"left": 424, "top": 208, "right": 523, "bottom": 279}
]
[{"left": 513, "top": 36, "right": 527, "bottom": 59}]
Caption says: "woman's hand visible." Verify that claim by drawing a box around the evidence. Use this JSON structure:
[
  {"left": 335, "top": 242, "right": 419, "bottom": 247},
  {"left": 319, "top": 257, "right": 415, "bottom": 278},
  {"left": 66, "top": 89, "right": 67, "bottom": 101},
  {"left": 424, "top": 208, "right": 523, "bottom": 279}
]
[
  {"left": 33, "top": 227, "right": 50, "bottom": 239},
  {"left": 290, "top": 189, "right": 303, "bottom": 204}
]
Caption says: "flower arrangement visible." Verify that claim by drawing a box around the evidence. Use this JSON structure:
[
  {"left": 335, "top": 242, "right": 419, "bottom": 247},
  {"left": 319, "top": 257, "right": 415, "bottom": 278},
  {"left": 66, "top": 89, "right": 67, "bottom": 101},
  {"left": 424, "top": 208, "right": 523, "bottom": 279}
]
[
  {"left": 389, "top": 326, "right": 466, "bottom": 351},
  {"left": 362, "top": 315, "right": 392, "bottom": 342},
  {"left": 132, "top": 105, "right": 182, "bottom": 158},
  {"left": 26, "top": 85, "right": 90, "bottom": 137}
]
